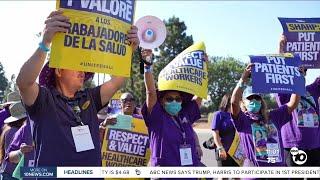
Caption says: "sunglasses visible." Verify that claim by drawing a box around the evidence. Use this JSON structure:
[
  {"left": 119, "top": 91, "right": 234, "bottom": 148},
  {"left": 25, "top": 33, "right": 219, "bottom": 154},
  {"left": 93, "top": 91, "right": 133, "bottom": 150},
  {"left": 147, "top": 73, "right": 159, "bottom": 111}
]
[
  {"left": 121, "top": 98, "right": 135, "bottom": 103},
  {"left": 247, "top": 95, "right": 262, "bottom": 101},
  {"left": 165, "top": 96, "right": 182, "bottom": 103}
]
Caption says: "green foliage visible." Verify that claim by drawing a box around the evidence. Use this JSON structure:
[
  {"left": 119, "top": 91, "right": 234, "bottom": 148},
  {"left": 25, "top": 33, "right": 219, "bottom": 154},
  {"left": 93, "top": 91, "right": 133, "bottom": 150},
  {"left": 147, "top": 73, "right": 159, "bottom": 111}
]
[
  {"left": 0, "top": 63, "right": 9, "bottom": 102},
  {"left": 122, "top": 16, "right": 193, "bottom": 106},
  {"left": 153, "top": 16, "right": 194, "bottom": 79},
  {"left": 122, "top": 51, "right": 145, "bottom": 106},
  {"left": 207, "top": 56, "right": 246, "bottom": 112},
  {"left": 263, "top": 94, "right": 278, "bottom": 110}
]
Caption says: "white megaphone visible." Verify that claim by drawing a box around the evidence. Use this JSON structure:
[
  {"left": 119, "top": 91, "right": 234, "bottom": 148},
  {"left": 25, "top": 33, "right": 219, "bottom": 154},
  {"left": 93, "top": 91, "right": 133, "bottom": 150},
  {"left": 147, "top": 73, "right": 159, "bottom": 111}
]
[
  {"left": 135, "top": 16, "right": 167, "bottom": 74},
  {"left": 135, "top": 15, "right": 167, "bottom": 49}
]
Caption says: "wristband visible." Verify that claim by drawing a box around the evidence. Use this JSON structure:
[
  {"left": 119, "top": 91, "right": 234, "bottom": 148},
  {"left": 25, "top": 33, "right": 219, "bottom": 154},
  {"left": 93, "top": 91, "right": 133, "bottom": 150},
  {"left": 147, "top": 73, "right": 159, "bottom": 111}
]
[
  {"left": 38, "top": 42, "right": 50, "bottom": 52},
  {"left": 237, "top": 79, "right": 247, "bottom": 90},
  {"left": 217, "top": 146, "right": 225, "bottom": 151},
  {"left": 144, "top": 66, "right": 152, "bottom": 73},
  {"left": 17, "top": 150, "right": 23, "bottom": 158}
]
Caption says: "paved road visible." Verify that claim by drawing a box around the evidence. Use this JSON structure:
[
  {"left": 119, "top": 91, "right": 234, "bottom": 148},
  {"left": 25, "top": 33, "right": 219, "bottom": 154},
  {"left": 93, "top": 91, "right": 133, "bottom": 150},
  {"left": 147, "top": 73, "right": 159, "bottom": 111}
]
[{"left": 194, "top": 128, "right": 217, "bottom": 167}]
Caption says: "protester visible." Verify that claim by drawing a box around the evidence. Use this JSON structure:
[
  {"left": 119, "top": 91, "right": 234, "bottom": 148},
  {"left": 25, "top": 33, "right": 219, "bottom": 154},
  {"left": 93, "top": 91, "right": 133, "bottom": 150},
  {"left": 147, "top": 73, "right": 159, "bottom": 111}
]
[
  {"left": 277, "top": 35, "right": 320, "bottom": 166},
  {"left": 7, "top": 119, "right": 34, "bottom": 166},
  {"left": 16, "top": 9, "right": 139, "bottom": 167},
  {"left": 99, "top": 92, "right": 142, "bottom": 140},
  {"left": 0, "top": 102, "right": 27, "bottom": 180},
  {"left": 211, "top": 93, "right": 238, "bottom": 167},
  {"left": 140, "top": 49, "right": 202, "bottom": 169},
  {"left": 230, "top": 64, "right": 300, "bottom": 166},
  {"left": 0, "top": 92, "right": 20, "bottom": 135}
]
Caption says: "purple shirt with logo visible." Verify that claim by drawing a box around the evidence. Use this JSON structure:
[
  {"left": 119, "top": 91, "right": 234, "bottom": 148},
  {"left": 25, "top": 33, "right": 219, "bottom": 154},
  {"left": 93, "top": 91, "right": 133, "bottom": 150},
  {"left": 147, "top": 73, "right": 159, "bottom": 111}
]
[
  {"left": 233, "top": 105, "right": 291, "bottom": 166},
  {"left": 24, "top": 86, "right": 103, "bottom": 167},
  {"left": 142, "top": 100, "right": 201, "bottom": 167},
  {"left": 211, "top": 111, "right": 235, "bottom": 151}
]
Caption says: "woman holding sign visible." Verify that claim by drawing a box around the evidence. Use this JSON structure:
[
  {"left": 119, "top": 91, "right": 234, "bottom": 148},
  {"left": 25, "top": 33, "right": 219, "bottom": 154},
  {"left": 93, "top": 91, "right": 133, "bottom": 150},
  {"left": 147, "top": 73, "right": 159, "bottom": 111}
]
[
  {"left": 141, "top": 49, "right": 202, "bottom": 169},
  {"left": 230, "top": 64, "right": 300, "bottom": 166},
  {"left": 16, "top": 9, "right": 139, "bottom": 168}
]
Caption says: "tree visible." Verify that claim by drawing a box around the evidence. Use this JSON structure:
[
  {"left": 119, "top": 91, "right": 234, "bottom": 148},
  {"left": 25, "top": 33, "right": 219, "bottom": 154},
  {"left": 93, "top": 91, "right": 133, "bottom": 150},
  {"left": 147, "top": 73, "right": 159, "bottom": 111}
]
[
  {"left": 206, "top": 56, "right": 246, "bottom": 112},
  {"left": 0, "top": 62, "right": 9, "bottom": 102},
  {"left": 153, "top": 16, "right": 194, "bottom": 79},
  {"left": 122, "top": 16, "right": 194, "bottom": 106},
  {"left": 122, "top": 51, "right": 146, "bottom": 106}
]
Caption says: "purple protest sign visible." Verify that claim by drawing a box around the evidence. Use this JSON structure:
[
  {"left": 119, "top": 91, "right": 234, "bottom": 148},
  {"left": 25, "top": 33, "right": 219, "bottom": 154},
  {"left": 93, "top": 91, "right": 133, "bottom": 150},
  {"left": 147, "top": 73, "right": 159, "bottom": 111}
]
[
  {"left": 250, "top": 54, "right": 306, "bottom": 96},
  {"left": 278, "top": 18, "right": 320, "bottom": 68}
]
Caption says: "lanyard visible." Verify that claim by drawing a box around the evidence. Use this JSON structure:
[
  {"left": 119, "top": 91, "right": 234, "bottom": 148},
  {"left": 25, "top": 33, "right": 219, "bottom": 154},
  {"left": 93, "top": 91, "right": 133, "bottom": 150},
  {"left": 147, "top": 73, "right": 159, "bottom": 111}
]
[
  {"left": 66, "top": 99, "right": 84, "bottom": 126},
  {"left": 172, "top": 116, "right": 187, "bottom": 145}
]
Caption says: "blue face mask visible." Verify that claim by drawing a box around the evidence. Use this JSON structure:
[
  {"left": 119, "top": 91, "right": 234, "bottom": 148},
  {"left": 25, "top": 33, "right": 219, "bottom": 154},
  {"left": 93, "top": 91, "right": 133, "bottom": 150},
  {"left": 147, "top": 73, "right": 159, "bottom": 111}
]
[
  {"left": 246, "top": 100, "right": 262, "bottom": 113},
  {"left": 164, "top": 101, "right": 182, "bottom": 116}
]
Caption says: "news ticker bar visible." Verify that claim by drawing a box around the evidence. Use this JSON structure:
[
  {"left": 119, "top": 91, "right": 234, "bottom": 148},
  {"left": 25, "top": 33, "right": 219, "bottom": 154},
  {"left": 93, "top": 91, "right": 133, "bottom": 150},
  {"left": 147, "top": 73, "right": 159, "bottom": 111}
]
[{"left": 21, "top": 167, "right": 320, "bottom": 178}]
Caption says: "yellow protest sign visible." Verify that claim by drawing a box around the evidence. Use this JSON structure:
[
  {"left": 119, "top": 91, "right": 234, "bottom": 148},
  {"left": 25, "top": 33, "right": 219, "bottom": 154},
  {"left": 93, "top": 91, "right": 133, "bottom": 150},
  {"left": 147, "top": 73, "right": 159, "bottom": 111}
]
[
  {"left": 50, "top": 0, "right": 136, "bottom": 77},
  {"left": 101, "top": 116, "right": 150, "bottom": 167},
  {"left": 158, "top": 42, "right": 208, "bottom": 98},
  {"left": 228, "top": 132, "right": 245, "bottom": 166}
]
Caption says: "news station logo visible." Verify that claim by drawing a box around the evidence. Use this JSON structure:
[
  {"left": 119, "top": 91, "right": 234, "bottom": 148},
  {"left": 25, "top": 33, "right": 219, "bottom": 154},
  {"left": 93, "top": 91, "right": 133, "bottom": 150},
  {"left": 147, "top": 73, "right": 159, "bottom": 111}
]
[
  {"left": 21, "top": 167, "right": 56, "bottom": 178},
  {"left": 290, "top": 147, "right": 307, "bottom": 165}
]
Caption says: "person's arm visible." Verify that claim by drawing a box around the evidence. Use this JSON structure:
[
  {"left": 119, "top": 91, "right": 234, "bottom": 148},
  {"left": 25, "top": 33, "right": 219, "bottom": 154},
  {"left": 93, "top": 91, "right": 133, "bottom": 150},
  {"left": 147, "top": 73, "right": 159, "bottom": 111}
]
[
  {"left": 193, "top": 130, "right": 203, "bottom": 159},
  {"left": 8, "top": 143, "right": 33, "bottom": 164},
  {"left": 286, "top": 94, "right": 300, "bottom": 114},
  {"left": 16, "top": 10, "right": 70, "bottom": 106},
  {"left": 212, "top": 130, "right": 227, "bottom": 160},
  {"left": 99, "top": 26, "right": 139, "bottom": 106},
  {"left": 231, "top": 64, "right": 253, "bottom": 119},
  {"left": 279, "top": 34, "right": 286, "bottom": 54},
  {"left": 142, "top": 49, "right": 157, "bottom": 114}
]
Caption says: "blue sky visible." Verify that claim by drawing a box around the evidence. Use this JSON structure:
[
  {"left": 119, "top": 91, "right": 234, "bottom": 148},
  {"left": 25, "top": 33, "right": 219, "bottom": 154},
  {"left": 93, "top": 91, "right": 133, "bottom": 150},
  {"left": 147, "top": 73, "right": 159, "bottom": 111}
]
[{"left": 0, "top": 1, "right": 319, "bottom": 85}]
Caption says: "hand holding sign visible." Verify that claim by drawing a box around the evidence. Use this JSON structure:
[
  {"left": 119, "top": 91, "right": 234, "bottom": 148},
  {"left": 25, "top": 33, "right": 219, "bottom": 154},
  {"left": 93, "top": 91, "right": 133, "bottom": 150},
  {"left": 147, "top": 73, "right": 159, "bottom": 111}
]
[
  {"left": 127, "top": 25, "right": 140, "bottom": 51},
  {"left": 279, "top": 34, "right": 287, "bottom": 53},
  {"left": 278, "top": 18, "right": 320, "bottom": 68},
  {"left": 42, "top": 10, "right": 70, "bottom": 46},
  {"left": 241, "top": 63, "right": 254, "bottom": 83}
]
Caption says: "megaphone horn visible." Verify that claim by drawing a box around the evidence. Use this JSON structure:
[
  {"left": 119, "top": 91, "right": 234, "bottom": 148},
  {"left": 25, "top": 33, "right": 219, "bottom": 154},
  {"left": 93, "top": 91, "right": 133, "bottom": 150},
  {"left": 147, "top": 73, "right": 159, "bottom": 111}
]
[
  {"left": 135, "top": 15, "right": 167, "bottom": 49},
  {"left": 135, "top": 15, "right": 167, "bottom": 74}
]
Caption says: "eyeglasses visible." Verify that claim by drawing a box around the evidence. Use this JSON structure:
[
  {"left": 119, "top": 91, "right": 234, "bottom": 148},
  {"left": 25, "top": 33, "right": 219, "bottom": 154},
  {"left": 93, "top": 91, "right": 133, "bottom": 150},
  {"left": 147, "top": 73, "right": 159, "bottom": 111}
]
[
  {"left": 247, "top": 95, "right": 262, "bottom": 101},
  {"left": 121, "top": 98, "right": 135, "bottom": 103},
  {"left": 165, "top": 96, "right": 182, "bottom": 103}
]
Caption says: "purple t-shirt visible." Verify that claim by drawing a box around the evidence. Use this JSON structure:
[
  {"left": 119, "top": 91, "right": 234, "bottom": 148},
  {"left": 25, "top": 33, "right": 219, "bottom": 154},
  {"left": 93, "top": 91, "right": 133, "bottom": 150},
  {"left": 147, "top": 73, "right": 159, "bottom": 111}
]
[
  {"left": 6, "top": 119, "right": 35, "bottom": 168},
  {"left": 211, "top": 111, "right": 235, "bottom": 151},
  {"left": 307, "top": 79, "right": 320, "bottom": 147},
  {"left": 24, "top": 86, "right": 103, "bottom": 167},
  {"left": 0, "top": 107, "right": 10, "bottom": 135},
  {"left": 0, "top": 127, "right": 18, "bottom": 175},
  {"left": 233, "top": 105, "right": 291, "bottom": 166},
  {"left": 142, "top": 100, "right": 201, "bottom": 167},
  {"left": 276, "top": 92, "right": 320, "bottom": 149}
]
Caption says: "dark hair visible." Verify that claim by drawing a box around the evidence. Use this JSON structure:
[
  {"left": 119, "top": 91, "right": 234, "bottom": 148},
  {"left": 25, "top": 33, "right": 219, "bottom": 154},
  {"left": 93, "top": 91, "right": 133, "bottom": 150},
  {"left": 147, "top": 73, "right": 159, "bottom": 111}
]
[{"left": 219, "top": 93, "right": 231, "bottom": 112}]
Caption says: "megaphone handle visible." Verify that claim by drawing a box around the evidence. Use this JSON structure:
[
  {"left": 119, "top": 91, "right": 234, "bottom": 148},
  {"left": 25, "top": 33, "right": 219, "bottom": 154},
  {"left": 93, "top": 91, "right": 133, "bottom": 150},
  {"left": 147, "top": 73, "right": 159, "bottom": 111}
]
[
  {"left": 138, "top": 47, "right": 153, "bottom": 66},
  {"left": 138, "top": 47, "right": 144, "bottom": 74},
  {"left": 140, "top": 61, "right": 144, "bottom": 74}
]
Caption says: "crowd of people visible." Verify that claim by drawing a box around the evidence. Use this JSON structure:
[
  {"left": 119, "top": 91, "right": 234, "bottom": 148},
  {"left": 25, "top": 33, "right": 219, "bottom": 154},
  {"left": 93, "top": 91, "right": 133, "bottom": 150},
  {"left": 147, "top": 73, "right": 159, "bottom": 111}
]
[{"left": 0, "top": 9, "right": 319, "bottom": 180}]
